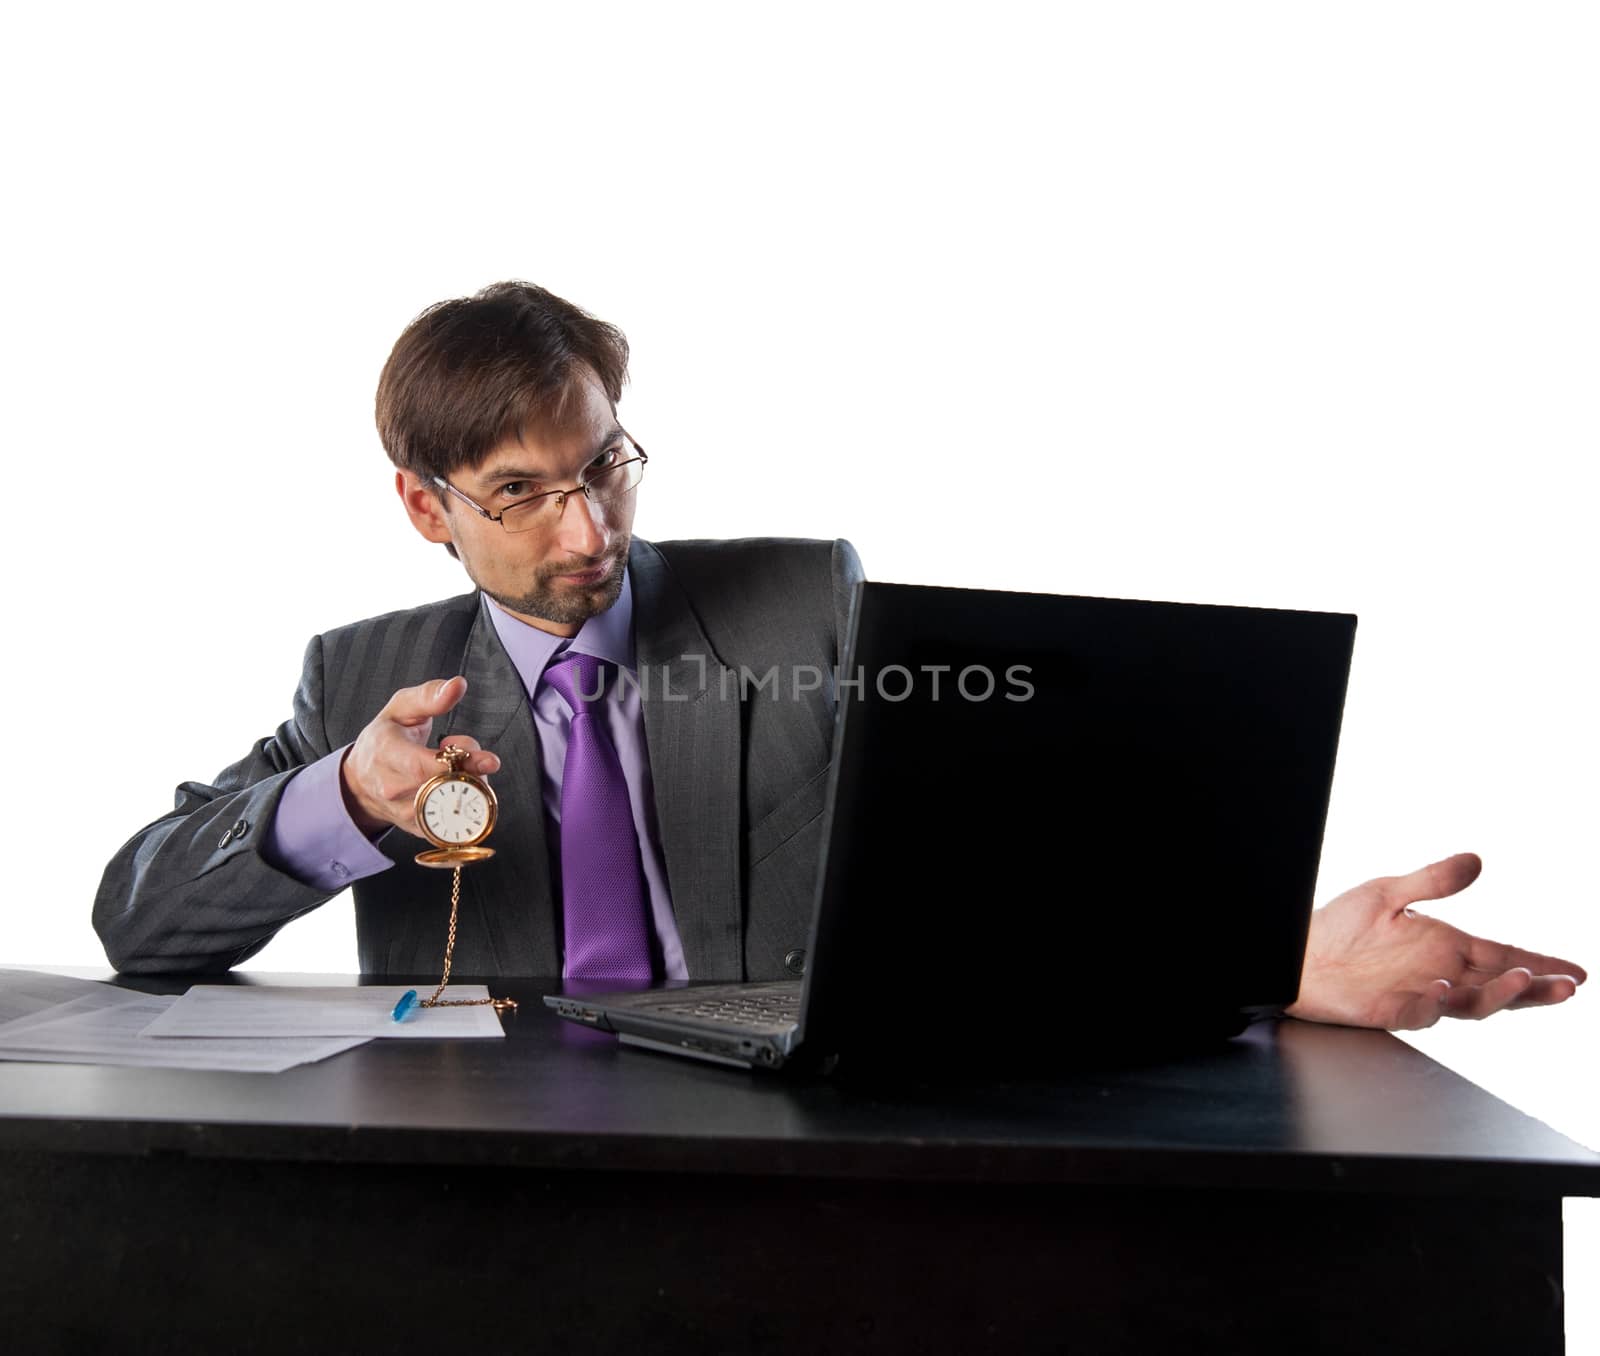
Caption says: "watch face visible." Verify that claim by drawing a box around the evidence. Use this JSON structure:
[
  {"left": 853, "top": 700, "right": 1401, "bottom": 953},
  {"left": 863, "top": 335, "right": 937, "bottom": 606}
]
[{"left": 421, "top": 778, "right": 491, "bottom": 845}]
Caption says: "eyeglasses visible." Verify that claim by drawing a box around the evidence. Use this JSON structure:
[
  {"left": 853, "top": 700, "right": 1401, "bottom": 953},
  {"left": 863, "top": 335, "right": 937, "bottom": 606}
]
[{"left": 432, "top": 433, "right": 648, "bottom": 534}]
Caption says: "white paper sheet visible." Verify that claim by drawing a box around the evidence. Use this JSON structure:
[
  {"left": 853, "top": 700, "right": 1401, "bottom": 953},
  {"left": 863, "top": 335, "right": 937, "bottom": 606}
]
[
  {"left": 140, "top": 984, "right": 507, "bottom": 1039},
  {"left": 0, "top": 968, "right": 135, "bottom": 1028},
  {"left": 0, "top": 977, "right": 148, "bottom": 1040},
  {"left": 0, "top": 994, "right": 370, "bottom": 1072}
]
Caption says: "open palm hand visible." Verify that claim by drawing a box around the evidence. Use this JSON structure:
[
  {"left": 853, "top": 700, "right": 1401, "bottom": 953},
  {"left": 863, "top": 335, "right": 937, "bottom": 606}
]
[{"left": 1284, "top": 853, "right": 1586, "bottom": 1030}]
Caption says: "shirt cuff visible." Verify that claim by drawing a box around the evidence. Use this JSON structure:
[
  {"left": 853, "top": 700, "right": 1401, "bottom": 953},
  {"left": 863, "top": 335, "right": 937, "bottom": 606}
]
[{"left": 261, "top": 745, "right": 394, "bottom": 891}]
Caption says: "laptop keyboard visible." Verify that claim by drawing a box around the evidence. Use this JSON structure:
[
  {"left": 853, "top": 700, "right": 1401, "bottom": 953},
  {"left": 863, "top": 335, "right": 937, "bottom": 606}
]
[{"left": 641, "top": 985, "right": 800, "bottom": 1030}]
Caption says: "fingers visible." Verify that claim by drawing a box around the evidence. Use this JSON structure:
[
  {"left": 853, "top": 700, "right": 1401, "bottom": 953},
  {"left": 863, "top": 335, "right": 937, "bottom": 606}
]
[
  {"left": 1464, "top": 935, "right": 1589, "bottom": 987},
  {"left": 1437, "top": 968, "right": 1582, "bottom": 1021},
  {"left": 438, "top": 735, "right": 501, "bottom": 777},
  {"left": 1505, "top": 975, "right": 1583, "bottom": 1008},
  {"left": 1440, "top": 967, "right": 1530, "bottom": 1020},
  {"left": 1386, "top": 852, "right": 1483, "bottom": 910},
  {"left": 1388, "top": 969, "right": 1582, "bottom": 1027},
  {"left": 1386, "top": 979, "right": 1452, "bottom": 1031},
  {"left": 384, "top": 675, "right": 469, "bottom": 728}
]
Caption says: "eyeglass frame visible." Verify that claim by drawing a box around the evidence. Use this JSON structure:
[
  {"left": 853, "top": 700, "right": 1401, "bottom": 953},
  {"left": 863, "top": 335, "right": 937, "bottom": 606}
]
[{"left": 430, "top": 433, "right": 648, "bottom": 530}]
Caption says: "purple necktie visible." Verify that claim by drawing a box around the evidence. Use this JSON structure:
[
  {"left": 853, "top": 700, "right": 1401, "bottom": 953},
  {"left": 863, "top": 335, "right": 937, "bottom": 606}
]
[{"left": 543, "top": 651, "right": 655, "bottom": 982}]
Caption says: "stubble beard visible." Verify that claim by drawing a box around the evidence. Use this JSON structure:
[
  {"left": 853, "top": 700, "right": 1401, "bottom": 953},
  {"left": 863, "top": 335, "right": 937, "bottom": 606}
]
[{"left": 482, "top": 534, "right": 631, "bottom": 627}]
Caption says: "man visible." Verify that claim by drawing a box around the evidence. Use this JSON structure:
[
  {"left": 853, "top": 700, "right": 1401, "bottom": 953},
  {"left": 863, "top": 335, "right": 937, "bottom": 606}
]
[{"left": 94, "top": 282, "right": 1586, "bottom": 1030}]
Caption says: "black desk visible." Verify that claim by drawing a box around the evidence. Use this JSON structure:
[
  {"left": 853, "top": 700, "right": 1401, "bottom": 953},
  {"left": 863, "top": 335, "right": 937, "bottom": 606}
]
[{"left": 2, "top": 971, "right": 1597, "bottom": 1354}]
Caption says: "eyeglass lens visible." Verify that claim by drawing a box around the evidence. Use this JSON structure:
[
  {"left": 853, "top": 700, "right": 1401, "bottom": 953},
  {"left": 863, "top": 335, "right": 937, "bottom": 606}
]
[{"left": 498, "top": 458, "right": 644, "bottom": 532}]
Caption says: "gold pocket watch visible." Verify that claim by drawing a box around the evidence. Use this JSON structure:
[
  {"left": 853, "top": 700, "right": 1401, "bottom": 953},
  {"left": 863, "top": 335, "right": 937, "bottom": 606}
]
[
  {"left": 414, "top": 744, "right": 498, "bottom": 865},
  {"left": 411, "top": 745, "right": 516, "bottom": 1014}
]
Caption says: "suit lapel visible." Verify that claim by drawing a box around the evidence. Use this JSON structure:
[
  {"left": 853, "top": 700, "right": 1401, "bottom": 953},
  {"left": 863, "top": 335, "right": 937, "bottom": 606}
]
[
  {"left": 629, "top": 538, "right": 746, "bottom": 980},
  {"left": 438, "top": 595, "right": 561, "bottom": 975}
]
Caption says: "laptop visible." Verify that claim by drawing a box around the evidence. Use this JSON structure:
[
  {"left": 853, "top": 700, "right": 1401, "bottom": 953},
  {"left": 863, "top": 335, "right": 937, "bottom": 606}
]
[{"left": 546, "top": 580, "right": 1357, "bottom": 1075}]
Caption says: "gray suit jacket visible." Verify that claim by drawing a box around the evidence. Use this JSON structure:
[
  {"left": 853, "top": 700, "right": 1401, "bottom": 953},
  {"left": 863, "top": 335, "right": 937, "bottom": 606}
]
[{"left": 94, "top": 536, "right": 865, "bottom": 979}]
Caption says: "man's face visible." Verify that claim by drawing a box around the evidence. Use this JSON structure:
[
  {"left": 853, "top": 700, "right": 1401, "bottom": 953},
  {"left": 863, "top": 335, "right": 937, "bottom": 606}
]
[{"left": 401, "top": 372, "right": 637, "bottom": 637}]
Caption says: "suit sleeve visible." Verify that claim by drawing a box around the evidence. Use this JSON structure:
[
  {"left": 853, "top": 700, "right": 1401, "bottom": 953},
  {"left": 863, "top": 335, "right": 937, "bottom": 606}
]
[
  {"left": 262, "top": 744, "right": 395, "bottom": 890},
  {"left": 92, "top": 633, "right": 356, "bottom": 974},
  {"left": 829, "top": 537, "right": 866, "bottom": 668}
]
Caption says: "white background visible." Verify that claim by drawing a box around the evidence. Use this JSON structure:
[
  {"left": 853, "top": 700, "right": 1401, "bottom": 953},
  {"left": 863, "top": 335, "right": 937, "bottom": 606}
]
[{"left": 3, "top": 1, "right": 1595, "bottom": 1339}]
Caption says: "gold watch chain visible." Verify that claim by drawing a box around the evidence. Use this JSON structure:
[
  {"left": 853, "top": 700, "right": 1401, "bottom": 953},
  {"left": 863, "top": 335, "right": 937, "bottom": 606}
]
[{"left": 421, "top": 865, "right": 518, "bottom": 1014}]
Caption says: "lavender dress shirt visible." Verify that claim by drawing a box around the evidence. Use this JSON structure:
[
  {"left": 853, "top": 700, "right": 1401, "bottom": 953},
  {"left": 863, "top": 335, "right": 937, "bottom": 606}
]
[{"left": 262, "top": 566, "right": 688, "bottom": 980}]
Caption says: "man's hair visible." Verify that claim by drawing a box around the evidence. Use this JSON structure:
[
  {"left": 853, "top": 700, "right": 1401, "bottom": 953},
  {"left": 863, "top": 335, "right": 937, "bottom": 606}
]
[{"left": 376, "top": 280, "right": 630, "bottom": 486}]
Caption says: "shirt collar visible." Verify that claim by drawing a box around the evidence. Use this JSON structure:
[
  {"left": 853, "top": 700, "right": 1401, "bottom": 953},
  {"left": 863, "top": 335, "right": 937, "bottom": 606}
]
[{"left": 485, "top": 564, "right": 636, "bottom": 700}]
